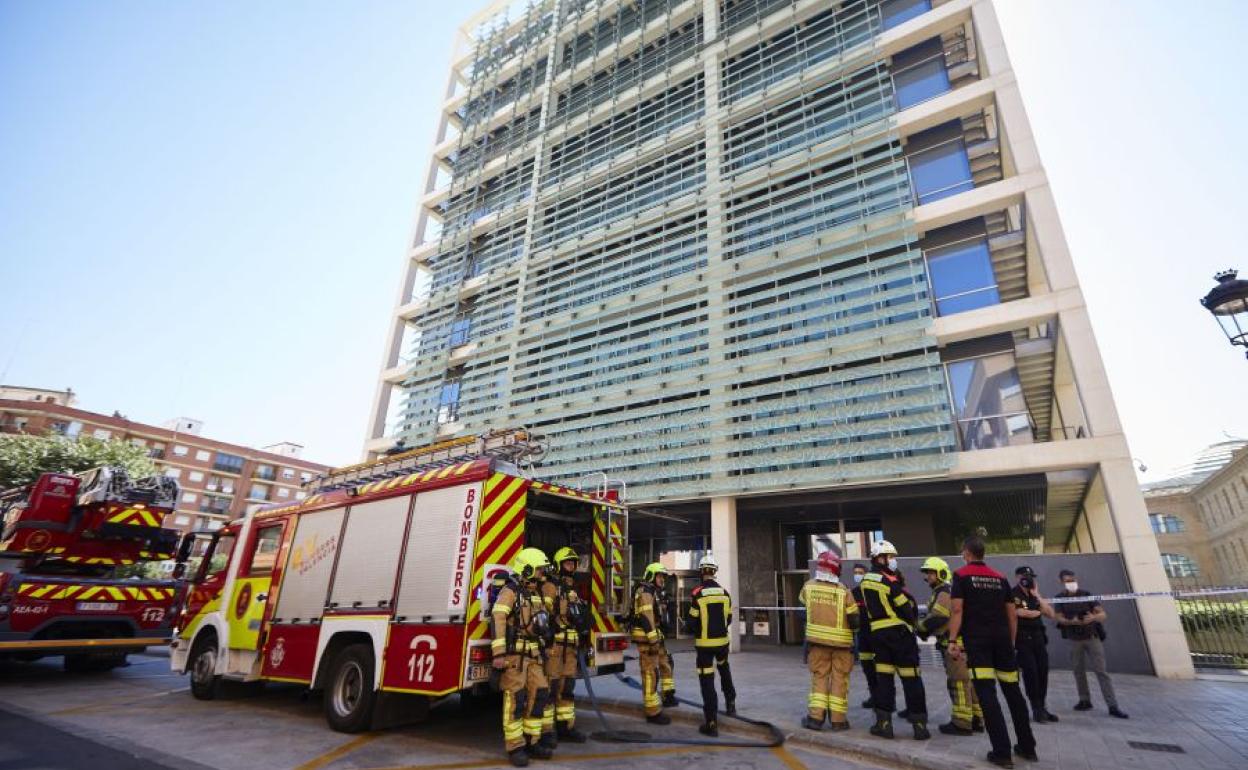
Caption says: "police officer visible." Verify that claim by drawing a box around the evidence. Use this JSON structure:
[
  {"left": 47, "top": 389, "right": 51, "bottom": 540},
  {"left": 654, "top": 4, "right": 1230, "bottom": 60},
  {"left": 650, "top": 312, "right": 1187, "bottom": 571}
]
[
  {"left": 799, "top": 551, "right": 858, "bottom": 732},
  {"left": 632, "top": 562, "right": 675, "bottom": 724},
  {"left": 851, "top": 563, "right": 878, "bottom": 709},
  {"left": 917, "top": 556, "right": 982, "bottom": 736},
  {"left": 540, "top": 546, "right": 589, "bottom": 744},
  {"left": 859, "top": 541, "right": 929, "bottom": 740},
  {"left": 492, "top": 548, "right": 556, "bottom": 767},
  {"left": 686, "top": 553, "right": 736, "bottom": 736},
  {"left": 1012, "top": 566, "right": 1056, "bottom": 723},
  {"left": 946, "top": 536, "right": 1036, "bottom": 769}
]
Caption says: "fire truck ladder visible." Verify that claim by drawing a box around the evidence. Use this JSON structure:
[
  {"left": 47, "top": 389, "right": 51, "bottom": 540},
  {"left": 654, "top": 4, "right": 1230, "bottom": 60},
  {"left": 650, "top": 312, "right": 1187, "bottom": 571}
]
[{"left": 308, "top": 428, "right": 546, "bottom": 493}]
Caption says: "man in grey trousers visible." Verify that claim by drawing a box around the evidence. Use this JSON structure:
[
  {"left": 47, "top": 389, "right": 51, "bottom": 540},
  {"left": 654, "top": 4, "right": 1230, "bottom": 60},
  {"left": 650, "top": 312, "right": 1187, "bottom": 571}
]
[{"left": 1054, "top": 569, "right": 1129, "bottom": 719}]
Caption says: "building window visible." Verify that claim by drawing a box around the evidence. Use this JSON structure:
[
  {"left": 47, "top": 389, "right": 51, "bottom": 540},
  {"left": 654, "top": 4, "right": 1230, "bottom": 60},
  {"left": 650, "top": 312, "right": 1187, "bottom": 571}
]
[
  {"left": 254, "top": 464, "right": 277, "bottom": 481},
  {"left": 173, "top": 515, "right": 191, "bottom": 526},
  {"left": 163, "top": 467, "right": 182, "bottom": 480},
  {"left": 195, "top": 449, "right": 211, "bottom": 461},
  {"left": 129, "top": 438, "right": 145, "bottom": 447},
  {"left": 92, "top": 428, "right": 112, "bottom": 440},
  {"left": 926, "top": 238, "right": 1000, "bottom": 316},
  {"left": 437, "top": 380, "right": 461, "bottom": 425},
  {"left": 945, "top": 353, "right": 1033, "bottom": 450},
  {"left": 148, "top": 442, "right": 166, "bottom": 459},
  {"left": 276, "top": 487, "right": 290, "bottom": 498},
  {"left": 893, "top": 39, "right": 949, "bottom": 111},
  {"left": 66, "top": 421, "right": 83, "bottom": 438},
  {"left": 909, "top": 137, "right": 973, "bottom": 205},
  {"left": 449, "top": 316, "right": 472, "bottom": 347},
  {"left": 182, "top": 492, "right": 198, "bottom": 503},
  {"left": 295, "top": 490, "right": 308, "bottom": 500},
  {"left": 49, "top": 421, "right": 69, "bottom": 436},
  {"left": 281, "top": 468, "right": 295, "bottom": 480},
  {"left": 299, "top": 472, "right": 313, "bottom": 483},
  {"left": 188, "top": 471, "right": 205, "bottom": 483},
  {"left": 213, "top": 452, "right": 245, "bottom": 474},
  {"left": 881, "top": 0, "right": 931, "bottom": 31},
  {"left": 1149, "top": 513, "right": 1186, "bottom": 534},
  {"left": 1161, "top": 553, "right": 1199, "bottom": 578},
  {"left": 249, "top": 483, "right": 271, "bottom": 501},
  {"left": 173, "top": 444, "right": 189, "bottom": 457}
]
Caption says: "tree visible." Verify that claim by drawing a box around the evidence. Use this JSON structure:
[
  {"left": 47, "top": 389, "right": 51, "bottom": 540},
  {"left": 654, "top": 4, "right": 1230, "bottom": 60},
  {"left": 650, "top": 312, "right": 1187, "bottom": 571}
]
[{"left": 0, "top": 433, "right": 159, "bottom": 490}]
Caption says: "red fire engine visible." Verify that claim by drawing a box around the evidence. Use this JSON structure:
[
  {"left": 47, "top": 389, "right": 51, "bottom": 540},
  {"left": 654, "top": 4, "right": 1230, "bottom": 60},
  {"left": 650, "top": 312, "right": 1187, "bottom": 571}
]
[
  {"left": 170, "top": 429, "right": 631, "bottom": 731},
  {"left": 0, "top": 466, "right": 183, "bottom": 670}
]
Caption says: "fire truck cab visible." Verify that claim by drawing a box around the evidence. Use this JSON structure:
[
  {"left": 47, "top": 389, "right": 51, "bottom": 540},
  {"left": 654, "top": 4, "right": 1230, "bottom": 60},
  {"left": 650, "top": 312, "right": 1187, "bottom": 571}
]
[{"left": 170, "top": 431, "right": 631, "bottom": 732}]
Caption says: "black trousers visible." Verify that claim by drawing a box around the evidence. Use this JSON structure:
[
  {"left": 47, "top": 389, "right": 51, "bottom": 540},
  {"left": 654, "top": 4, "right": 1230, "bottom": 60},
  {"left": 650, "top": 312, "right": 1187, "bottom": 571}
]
[
  {"left": 695, "top": 644, "right": 736, "bottom": 725},
  {"left": 857, "top": 629, "right": 878, "bottom": 699},
  {"left": 966, "top": 635, "right": 1035, "bottom": 758},
  {"left": 1014, "top": 632, "right": 1049, "bottom": 714},
  {"left": 870, "top": 625, "right": 926, "bottom": 722}
]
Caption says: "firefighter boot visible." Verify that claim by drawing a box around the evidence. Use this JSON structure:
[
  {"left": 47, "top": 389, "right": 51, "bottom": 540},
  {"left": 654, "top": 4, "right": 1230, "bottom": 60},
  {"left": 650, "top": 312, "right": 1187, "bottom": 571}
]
[
  {"left": 725, "top": 699, "right": 737, "bottom": 717},
  {"left": 869, "top": 713, "right": 894, "bottom": 739},
  {"left": 699, "top": 721, "right": 719, "bottom": 737},
  {"left": 556, "top": 722, "right": 587, "bottom": 743},
  {"left": 508, "top": 749, "right": 530, "bottom": 767},
  {"left": 538, "top": 733, "right": 557, "bottom": 753},
  {"left": 662, "top": 692, "right": 679, "bottom": 708},
  {"left": 525, "top": 741, "right": 553, "bottom": 761},
  {"left": 912, "top": 721, "right": 931, "bottom": 741},
  {"left": 802, "top": 716, "right": 825, "bottom": 731},
  {"left": 646, "top": 712, "right": 672, "bottom": 725}
]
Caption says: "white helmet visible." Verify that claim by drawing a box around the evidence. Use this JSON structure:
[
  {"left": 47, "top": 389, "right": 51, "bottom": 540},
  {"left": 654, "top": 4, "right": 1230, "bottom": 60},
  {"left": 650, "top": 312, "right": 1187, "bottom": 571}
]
[
  {"left": 698, "top": 553, "right": 719, "bottom": 572},
  {"left": 870, "top": 540, "right": 898, "bottom": 558}
]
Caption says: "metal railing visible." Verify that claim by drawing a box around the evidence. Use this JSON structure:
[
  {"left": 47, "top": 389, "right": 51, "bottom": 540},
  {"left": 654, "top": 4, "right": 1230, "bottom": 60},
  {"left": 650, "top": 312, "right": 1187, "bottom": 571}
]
[{"left": 1170, "top": 580, "right": 1248, "bottom": 670}]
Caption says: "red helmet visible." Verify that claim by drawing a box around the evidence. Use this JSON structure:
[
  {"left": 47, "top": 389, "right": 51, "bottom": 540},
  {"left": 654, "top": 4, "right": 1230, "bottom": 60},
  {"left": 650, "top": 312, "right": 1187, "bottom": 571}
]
[{"left": 816, "top": 551, "right": 842, "bottom": 576}]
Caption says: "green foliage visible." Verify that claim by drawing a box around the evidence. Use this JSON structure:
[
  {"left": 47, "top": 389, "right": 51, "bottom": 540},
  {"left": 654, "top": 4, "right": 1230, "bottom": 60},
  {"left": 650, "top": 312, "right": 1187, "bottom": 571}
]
[{"left": 0, "top": 433, "right": 159, "bottom": 490}]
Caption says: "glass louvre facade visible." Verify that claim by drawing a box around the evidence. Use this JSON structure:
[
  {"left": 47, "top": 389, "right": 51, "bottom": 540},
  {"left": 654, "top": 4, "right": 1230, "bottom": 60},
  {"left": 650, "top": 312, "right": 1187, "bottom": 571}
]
[{"left": 393, "top": 0, "right": 1003, "bottom": 501}]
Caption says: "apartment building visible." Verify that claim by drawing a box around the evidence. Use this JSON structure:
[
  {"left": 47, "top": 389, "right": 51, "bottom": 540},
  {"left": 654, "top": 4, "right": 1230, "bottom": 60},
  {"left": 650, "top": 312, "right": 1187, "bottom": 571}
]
[
  {"left": 368, "top": 0, "right": 1191, "bottom": 675},
  {"left": 0, "top": 393, "right": 330, "bottom": 536}
]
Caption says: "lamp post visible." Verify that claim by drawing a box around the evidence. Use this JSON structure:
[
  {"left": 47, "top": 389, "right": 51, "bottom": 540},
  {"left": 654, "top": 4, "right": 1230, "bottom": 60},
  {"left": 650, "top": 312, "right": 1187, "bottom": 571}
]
[{"left": 1200, "top": 270, "right": 1248, "bottom": 359}]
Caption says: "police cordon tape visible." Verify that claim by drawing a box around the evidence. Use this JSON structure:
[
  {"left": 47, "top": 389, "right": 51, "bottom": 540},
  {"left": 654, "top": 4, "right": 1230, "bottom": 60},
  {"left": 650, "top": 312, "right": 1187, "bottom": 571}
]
[{"left": 737, "top": 585, "right": 1248, "bottom": 613}]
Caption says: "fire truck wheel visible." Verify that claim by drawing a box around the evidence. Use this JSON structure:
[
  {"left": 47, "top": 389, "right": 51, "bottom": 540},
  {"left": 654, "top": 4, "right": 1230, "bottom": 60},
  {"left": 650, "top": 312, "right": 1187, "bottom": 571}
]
[
  {"left": 188, "top": 635, "right": 222, "bottom": 700},
  {"left": 325, "top": 644, "right": 376, "bottom": 733}
]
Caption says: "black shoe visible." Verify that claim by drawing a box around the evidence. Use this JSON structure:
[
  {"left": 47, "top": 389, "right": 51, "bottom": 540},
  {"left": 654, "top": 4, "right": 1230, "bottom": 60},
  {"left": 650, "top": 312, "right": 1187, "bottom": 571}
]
[
  {"left": 525, "top": 743, "right": 552, "bottom": 760},
  {"left": 1013, "top": 745, "right": 1039, "bottom": 762},
  {"left": 699, "top": 721, "right": 719, "bottom": 737},
  {"left": 1032, "top": 711, "right": 1047, "bottom": 724},
  {"left": 724, "top": 700, "right": 737, "bottom": 717},
  {"left": 1109, "top": 707, "right": 1130, "bottom": 719},
  {"left": 802, "top": 716, "right": 825, "bottom": 731},
  {"left": 869, "top": 720, "right": 894, "bottom": 739},
  {"left": 646, "top": 713, "right": 671, "bottom": 725},
  {"left": 1073, "top": 700, "right": 1093, "bottom": 711},
  {"left": 861, "top": 698, "right": 876, "bottom": 709},
  {"left": 662, "top": 693, "right": 679, "bottom": 708},
  {"left": 939, "top": 722, "right": 973, "bottom": 736},
  {"left": 972, "top": 716, "right": 985, "bottom": 732},
  {"left": 1043, "top": 711, "right": 1059, "bottom": 723},
  {"left": 508, "top": 748, "right": 530, "bottom": 767},
  {"left": 537, "top": 734, "right": 557, "bottom": 751},
  {"left": 828, "top": 721, "right": 850, "bottom": 732},
  {"left": 986, "top": 751, "right": 1015, "bottom": 769},
  {"left": 556, "top": 724, "right": 587, "bottom": 743},
  {"left": 912, "top": 722, "right": 930, "bottom": 741}
]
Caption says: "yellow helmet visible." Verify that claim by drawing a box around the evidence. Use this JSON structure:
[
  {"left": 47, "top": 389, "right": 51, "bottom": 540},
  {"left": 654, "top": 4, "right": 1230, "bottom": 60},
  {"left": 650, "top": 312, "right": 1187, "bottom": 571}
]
[
  {"left": 512, "top": 547, "right": 551, "bottom": 581},
  {"left": 920, "top": 556, "right": 951, "bottom": 583},
  {"left": 642, "top": 562, "right": 668, "bottom": 582},
  {"left": 553, "top": 546, "right": 579, "bottom": 567}
]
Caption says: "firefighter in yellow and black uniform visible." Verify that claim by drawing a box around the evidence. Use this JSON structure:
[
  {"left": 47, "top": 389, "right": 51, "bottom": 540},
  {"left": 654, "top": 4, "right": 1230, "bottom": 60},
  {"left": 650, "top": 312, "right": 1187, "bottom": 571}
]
[
  {"left": 540, "top": 546, "right": 589, "bottom": 744},
  {"left": 632, "top": 562, "right": 676, "bottom": 724},
  {"left": 860, "top": 540, "right": 930, "bottom": 741},
  {"left": 800, "top": 551, "right": 858, "bottom": 732},
  {"left": 686, "top": 553, "right": 736, "bottom": 737},
  {"left": 916, "top": 556, "right": 983, "bottom": 736},
  {"left": 492, "top": 547, "right": 556, "bottom": 767}
]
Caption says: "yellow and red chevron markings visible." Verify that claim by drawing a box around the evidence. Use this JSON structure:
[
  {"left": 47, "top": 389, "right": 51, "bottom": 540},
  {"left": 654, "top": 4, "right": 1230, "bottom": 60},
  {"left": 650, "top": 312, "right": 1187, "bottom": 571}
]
[
  {"left": 356, "top": 461, "right": 478, "bottom": 497},
  {"left": 465, "top": 473, "right": 529, "bottom": 640},
  {"left": 105, "top": 505, "right": 164, "bottom": 527},
  {"left": 16, "top": 583, "right": 176, "bottom": 601},
  {"left": 590, "top": 508, "right": 621, "bottom": 633}
]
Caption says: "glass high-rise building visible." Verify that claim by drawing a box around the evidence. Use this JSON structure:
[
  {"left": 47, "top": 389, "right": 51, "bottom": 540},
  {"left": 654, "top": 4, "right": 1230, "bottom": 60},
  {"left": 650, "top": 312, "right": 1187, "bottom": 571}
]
[{"left": 368, "top": 0, "right": 1192, "bottom": 675}]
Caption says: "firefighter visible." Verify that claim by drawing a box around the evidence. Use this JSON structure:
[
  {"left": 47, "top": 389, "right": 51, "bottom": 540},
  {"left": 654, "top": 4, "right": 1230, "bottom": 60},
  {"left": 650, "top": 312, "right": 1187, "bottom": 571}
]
[
  {"left": 799, "top": 551, "right": 858, "bottom": 732},
  {"left": 492, "top": 547, "right": 556, "bottom": 767},
  {"left": 686, "top": 553, "right": 736, "bottom": 736},
  {"left": 859, "top": 540, "right": 929, "bottom": 740},
  {"left": 540, "top": 546, "right": 588, "bottom": 744},
  {"left": 947, "top": 535, "right": 1037, "bottom": 768},
  {"left": 632, "top": 562, "right": 675, "bottom": 724},
  {"left": 916, "top": 556, "right": 983, "bottom": 736},
  {"left": 851, "top": 563, "right": 879, "bottom": 710}
]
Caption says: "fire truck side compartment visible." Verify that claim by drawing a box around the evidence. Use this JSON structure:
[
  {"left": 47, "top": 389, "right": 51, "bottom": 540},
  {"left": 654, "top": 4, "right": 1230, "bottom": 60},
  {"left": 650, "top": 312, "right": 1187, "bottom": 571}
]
[
  {"left": 328, "top": 496, "right": 411, "bottom": 609},
  {"left": 272, "top": 507, "right": 347, "bottom": 623},
  {"left": 394, "top": 482, "right": 485, "bottom": 621}
]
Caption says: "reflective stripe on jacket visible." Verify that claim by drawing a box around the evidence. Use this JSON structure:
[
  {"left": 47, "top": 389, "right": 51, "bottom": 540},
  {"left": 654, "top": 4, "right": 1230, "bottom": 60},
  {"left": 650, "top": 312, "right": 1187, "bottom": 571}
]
[{"left": 799, "top": 578, "right": 857, "bottom": 646}]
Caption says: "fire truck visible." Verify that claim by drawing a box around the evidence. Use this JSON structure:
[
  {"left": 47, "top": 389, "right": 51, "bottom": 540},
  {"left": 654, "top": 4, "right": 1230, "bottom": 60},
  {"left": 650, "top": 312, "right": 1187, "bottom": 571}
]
[
  {"left": 0, "top": 467, "right": 183, "bottom": 670},
  {"left": 169, "top": 429, "right": 632, "bottom": 732}
]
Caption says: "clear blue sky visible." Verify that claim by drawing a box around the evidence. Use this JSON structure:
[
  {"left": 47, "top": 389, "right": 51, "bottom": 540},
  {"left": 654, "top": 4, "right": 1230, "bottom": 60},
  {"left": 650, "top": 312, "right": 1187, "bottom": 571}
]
[{"left": 2, "top": 0, "right": 1246, "bottom": 478}]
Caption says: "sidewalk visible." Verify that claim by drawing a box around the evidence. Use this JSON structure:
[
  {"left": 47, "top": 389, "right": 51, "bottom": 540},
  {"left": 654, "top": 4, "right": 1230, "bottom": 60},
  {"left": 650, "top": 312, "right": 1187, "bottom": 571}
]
[{"left": 578, "top": 647, "right": 1248, "bottom": 770}]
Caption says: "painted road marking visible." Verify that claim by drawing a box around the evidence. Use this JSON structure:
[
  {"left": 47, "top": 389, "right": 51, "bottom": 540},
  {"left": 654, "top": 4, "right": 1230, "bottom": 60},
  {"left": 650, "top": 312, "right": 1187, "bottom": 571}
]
[
  {"left": 47, "top": 687, "right": 187, "bottom": 716},
  {"left": 771, "top": 745, "right": 810, "bottom": 770},
  {"left": 359, "top": 744, "right": 737, "bottom": 770},
  {"left": 292, "top": 733, "right": 382, "bottom": 770}
]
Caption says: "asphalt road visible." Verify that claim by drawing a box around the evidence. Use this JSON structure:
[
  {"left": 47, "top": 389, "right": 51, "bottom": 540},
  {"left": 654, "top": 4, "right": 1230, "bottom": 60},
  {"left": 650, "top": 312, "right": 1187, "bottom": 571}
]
[{"left": 0, "top": 652, "right": 880, "bottom": 770}]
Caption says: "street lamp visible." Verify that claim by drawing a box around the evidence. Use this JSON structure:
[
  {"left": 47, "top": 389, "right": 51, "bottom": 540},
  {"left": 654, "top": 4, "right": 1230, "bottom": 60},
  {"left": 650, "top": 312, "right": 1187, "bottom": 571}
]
[{"left": 1200, "top": 269, "right": 1248, "bottom": 359}]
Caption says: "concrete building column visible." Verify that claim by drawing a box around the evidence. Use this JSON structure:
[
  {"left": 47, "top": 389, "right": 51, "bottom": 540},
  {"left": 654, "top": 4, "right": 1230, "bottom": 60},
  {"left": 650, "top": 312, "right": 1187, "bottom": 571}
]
[
  {"left": 710, "top": 496, "right": 740, "bottom": 652},
  {"left": 1094, "top": 456, "right": 1195, "bottom": 679}
]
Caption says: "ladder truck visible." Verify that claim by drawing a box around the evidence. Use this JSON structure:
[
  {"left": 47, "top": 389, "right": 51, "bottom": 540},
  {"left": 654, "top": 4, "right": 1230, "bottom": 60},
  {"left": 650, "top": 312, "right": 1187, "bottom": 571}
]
[
  {"left": 0, "top": 467, "right": 183, "bottom": 670},
  {"left": 169, "top": 429, "right": 632, "bottom": 732}
]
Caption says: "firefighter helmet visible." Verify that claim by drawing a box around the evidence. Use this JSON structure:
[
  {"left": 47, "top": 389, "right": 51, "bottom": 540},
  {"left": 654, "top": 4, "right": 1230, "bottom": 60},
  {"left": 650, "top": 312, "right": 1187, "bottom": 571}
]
[
  {"left": 553, "top": 546, "right": 579, "bottom": 568},
  {"left": 920, "top": 556, "right": 951, "bottom": 583},
  {"left": 698, "top": 553, "right": 718, "bottom": 573},
  {"left": 869, "top": 540, "right": 898, "bottom": 558},
  {"left": 815, "top": 551, "right": 842, "bottom": 576},
  {"left": 512, "top": 547, "right": 550, "bottom": 581},
  {"left": 642, "top": 562, "right": 669, "bottom": 582}
]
